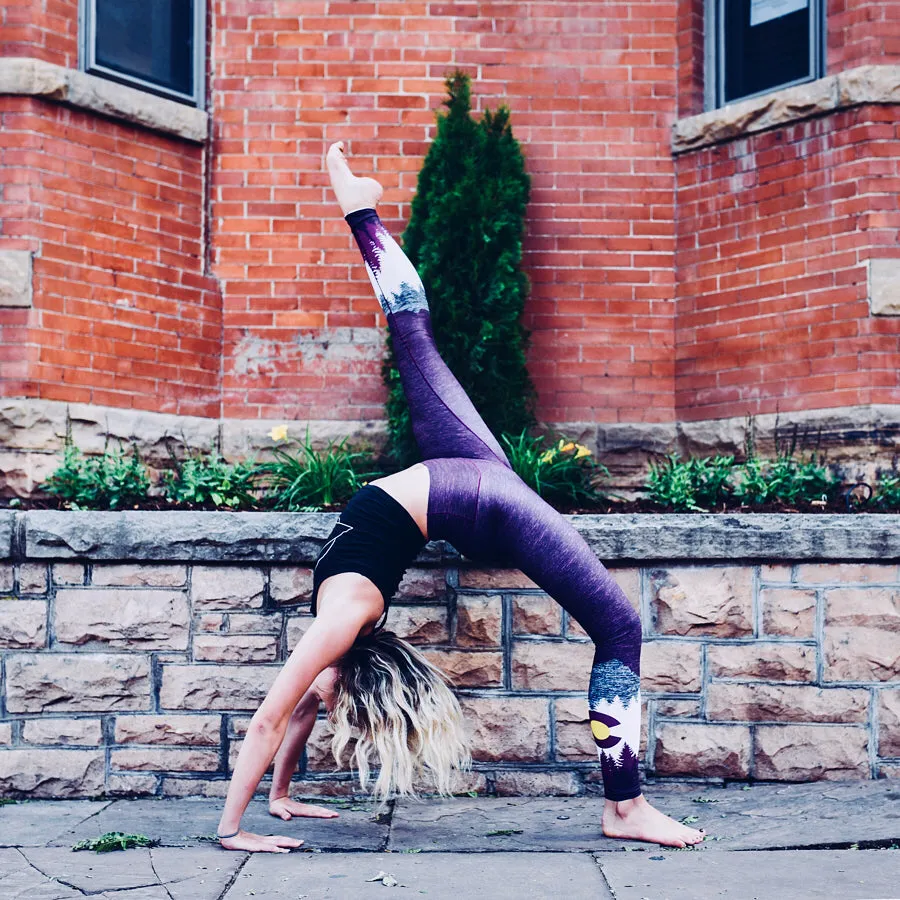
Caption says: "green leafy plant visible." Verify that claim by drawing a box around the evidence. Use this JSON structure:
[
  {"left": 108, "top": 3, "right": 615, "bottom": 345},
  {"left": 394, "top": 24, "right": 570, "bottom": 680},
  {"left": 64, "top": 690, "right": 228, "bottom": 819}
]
[
  {"left": 383, "top": 70, "right": 535, "bottom": 466},
  {"left": 646, "top": 453, "right": 735, "bottom": 512},
  {"left": 873, "top": 471, "right": 900, "bottom": 511},
  {"left": 43, "top": 442, "right": 151, "bottom": 510},
  {"left": 501, "top": 431, "right": 609, "bottom": 507},
  {"left": 259, "top": 432, "right": 375, "bottom": 509},
  {"left": 162, "top": 451, "right": 259, "bottom": 509},
  {"left": 72, "top": 832, "right": 159, "bottom": 853}
]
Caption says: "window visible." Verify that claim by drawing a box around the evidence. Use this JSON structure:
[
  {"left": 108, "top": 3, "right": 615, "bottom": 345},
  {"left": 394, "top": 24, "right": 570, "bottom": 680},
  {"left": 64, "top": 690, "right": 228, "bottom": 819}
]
[
  {"left": 80, "top": 0, "right": 205, "bottom": 107},
  {"left": 706, "top": 0, "right": 825, "bottom": 109}
]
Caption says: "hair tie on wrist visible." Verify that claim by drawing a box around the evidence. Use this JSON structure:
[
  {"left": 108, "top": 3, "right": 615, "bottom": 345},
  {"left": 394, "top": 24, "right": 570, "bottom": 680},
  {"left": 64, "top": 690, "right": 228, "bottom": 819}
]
[{"left": 217, "top": 827, "right": 240, "bottom": 840}]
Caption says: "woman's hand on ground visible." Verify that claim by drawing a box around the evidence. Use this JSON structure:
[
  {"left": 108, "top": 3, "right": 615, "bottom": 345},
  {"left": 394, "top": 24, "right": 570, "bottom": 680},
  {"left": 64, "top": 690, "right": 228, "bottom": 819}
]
[
  {"left": 218, "top": 830, "right": 304, "bottom": 853},
  {"left": 269, "top": 796, "right": 340, "bottom": 820}
]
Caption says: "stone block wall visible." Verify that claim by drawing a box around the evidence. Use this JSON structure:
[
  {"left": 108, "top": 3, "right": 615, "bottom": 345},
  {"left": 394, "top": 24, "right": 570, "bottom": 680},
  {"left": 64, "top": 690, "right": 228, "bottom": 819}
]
[{"left": 0, "top": 510, "right": 898, "bottom": 798}]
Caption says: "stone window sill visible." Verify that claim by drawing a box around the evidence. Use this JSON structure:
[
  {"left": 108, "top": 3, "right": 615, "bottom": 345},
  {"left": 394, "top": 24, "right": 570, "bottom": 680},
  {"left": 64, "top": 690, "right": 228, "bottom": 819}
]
[
  {"left": 673, "top": 64, "right": 900, "bottom": 155},
  {"left": 0, "top": 58, "right": 208, "bottom": 144}
]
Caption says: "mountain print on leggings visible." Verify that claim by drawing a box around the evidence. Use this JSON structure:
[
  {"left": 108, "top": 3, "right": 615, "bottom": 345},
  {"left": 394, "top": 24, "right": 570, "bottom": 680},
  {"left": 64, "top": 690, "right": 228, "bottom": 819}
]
[
  {"left": 588, "top": 658, "right": 641, "bottom": 800},
  {"left": 345, "top": 209, "right": 428, "bottom": 315}
]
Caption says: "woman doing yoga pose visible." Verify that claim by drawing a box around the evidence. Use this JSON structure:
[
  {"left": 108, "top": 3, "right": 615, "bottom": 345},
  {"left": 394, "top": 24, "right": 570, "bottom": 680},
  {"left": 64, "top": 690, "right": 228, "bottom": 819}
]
[{"left": 215, "top": 143, "right": 706, "bottom": 852}]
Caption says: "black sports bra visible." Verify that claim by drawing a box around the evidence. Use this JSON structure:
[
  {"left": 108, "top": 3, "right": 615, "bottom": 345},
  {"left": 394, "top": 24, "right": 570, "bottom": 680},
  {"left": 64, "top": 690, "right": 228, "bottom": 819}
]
[{"left": 311, "top": 484, "right": 427, "bottom": 627}]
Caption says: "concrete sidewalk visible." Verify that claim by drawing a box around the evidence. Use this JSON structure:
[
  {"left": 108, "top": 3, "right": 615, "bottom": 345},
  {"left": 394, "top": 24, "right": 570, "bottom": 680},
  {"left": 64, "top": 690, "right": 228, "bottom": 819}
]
[{"left": 0, "top": 781, "right": 897, "bottom": 899}]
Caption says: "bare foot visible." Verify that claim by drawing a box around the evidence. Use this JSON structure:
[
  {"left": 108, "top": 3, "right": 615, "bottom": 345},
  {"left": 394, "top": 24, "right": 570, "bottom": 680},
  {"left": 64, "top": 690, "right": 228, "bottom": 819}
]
[
  {"left": 269, "top": 796, "right": 340, "bottom": 821},
  {"left": 326, "top": 141, "right": 383, "bottom": 216},
  {"left": 602, "top": 795, "right": 706, "bottom": 848}
]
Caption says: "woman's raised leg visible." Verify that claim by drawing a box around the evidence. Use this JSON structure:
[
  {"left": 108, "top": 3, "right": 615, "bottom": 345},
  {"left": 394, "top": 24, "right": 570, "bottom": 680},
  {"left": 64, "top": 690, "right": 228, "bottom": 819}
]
[{"left": 327, "top": 142, "right": 511, "bottom": 467}]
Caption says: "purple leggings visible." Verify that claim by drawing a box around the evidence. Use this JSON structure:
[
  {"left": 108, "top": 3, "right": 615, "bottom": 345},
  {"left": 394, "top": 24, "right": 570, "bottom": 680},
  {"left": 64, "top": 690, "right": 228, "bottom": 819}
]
[{"left": 347, "top": 208, "right": 642, "bottom": 801}]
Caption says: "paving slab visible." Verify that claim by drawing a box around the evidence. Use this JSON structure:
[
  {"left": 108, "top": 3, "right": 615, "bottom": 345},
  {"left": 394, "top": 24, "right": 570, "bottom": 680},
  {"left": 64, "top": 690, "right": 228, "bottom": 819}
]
[
  {"left": 0, "top": 800, "right": 110, "bottom": 847},
  {"left": 49, "top": 797, "right": 387, "bottom": 850},
  {"left": 597, "top": 849, "right": 900, "bottom": 899},
  {"left": 17, "top": 846, "right": 243, "bottom": 899},
  {"left": 645, "top": 781, "right": 900, "bottom": 850},
  {"left": 229, "top": 850, "right": 611, "bottom": 899},
  {"left": 390, "top": 797, "right": 610, "bottom": 852},
  {"left": 0, "top": 847, "right": 81, "bottom": 899}
]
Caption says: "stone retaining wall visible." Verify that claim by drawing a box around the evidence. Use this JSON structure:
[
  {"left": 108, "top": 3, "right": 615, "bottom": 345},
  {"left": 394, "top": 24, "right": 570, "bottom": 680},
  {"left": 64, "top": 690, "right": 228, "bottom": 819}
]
[{"left": 1, "top": 511, "right": 898, "bottom": 799}]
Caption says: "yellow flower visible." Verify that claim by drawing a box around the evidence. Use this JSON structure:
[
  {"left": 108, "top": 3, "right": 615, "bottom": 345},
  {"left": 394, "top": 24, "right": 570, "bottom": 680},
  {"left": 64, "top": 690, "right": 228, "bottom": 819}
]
[
  {"left": 559, "top": 441, "right": 576, "bottom": 454},
  {"left": 269, "top": 425, "right": 289, "bottom": 442},
  {"left": 539, "top": 449, "right": 555, "bottom": 464},
  {"left": 574, "top": 444, "right": 592, "bottom": 459}
]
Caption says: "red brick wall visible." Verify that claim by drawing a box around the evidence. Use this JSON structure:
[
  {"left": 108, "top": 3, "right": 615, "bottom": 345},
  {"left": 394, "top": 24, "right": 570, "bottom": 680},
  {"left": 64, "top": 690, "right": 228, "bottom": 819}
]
[
  {"left": 0, "top": 98, "right": 221, "bottom": 416},
  {"left": 0, "top": 0, "right": 78, "bottom": 68},
  {"left": 211, "top": 1, "right": 678, "bottom": 426},
  {"left": 828, "top": 0, "right": 900, "bottom": 72},
  {"left": 674, "top": 106, "right": 900, "bottom": 421}
]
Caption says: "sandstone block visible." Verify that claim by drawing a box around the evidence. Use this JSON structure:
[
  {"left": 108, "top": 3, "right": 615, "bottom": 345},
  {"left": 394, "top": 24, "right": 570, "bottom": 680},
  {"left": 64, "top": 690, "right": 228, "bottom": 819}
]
[
  {"left": 55, "top": 588, "right": 189, "bottom": 650},
  {"left": 0, "top": 249, "right": 32, "bottom": 307},
  {"left": 877, "top": 690, "right": 900, "bottom": 757},
  {"left": 92, "top": 565, "right": 187, "bottom": 587},
  {"left": 824, "top": 587, "right": 900, "bottom": 681},
  {"left": 653, "top": 723, "right": 750, "bottom": 778},
  {"left": 228, "top": 613, "right": 282, "bottom": 634},
  {"left": 797, "top": 563, "right": 892, "bottom": 584},
  {"left": 384, "top": 604, "right": 449, "bottom": 644},
  {"left": 161, "top": 778, "right": 232, "bottom": 798},
  {"left": 455, "top": 595, "right": 502, "bottom": 647},
  {"left": 6, "top": 653, "right": 151, "bottom": 712},
  {"left": 707, "top": 643, "right": 816, "bottom": 682},
  {"left": 286, "top": 616, "right": 314, "bottom": 651},
  {"left": 566, "top": 614, "right": 590, "bottom": 639},
  {"left": 303, "top": 722, "right": 341, "bottom": 772},
  {"left": 107, "top": 773, "right": 159, "bottom": 796},
  {"left": 22, "top": 717, "right": 103, "bottom": 745},
  {"left": 458, "top": 568, "right": 538, "bottom": 590},
  {"left": 0, "top": 723, "right": 11, "bottom": 745},
  {"left": 512, "top": 595, "right": 561, "bottom": 635},
  {"left": 761, "top": 588, "right": 817, "bottom": 637},
  {"left": 707, "top": 683, "right": 869, "bottom": 723},
  {"left": 554, "top": 698, "right": 596, "bottom": 761},
  {"left": 193, "top": 634, "right": 278, "bottom": 663},
  {"left": 269, "top": 566, "right": 313, "bottom": 605},
  {"left": 159, "top": 664, "right": 278, "bottom": 710},
  {"left": 0, "top": 749, "right": 104, "bottom": 797},
  {"left": 114, "top": 714, "right": 221, "bottom": 746},
  {"left": 754, "top": 725, "right": 869, "bottom": 780},
  {"left": 641, "top": 642, "right": 702, "bottom": 693},
  {"left": 396, "top": 567, "right": 448, "bottom": 600},
  {"left": 0, "top": 564, "right": 12, "bottom": 591},
  {"left": 422, "top": 650, "right": 502, "bottom": 687},
  {"left": 198, "top": 614, "right": 226, "bottom": 633},
  {"left": 16, "top": 563, "right": 47, "bottom": 594},
  {"left": 655, "top": 699, "right": 701, "bottom": 717},
  {"left": 511, "top": 641, "right": 594, "bottom": 691},
  {"left": 458, "top": 697, "right": 549, "bottom": 762},
  {"left": 191, "top": 566, "right": 264, "bottom": 610},
  {"left": 493, "top": 771, "right": 580, "bottom": 796},
  {"left": 650, "top": 566, "right": 753, "bottom": 637},
  {"left": 760, "top": 564, "right": 792, "bottom": 583},
  {"left": 111, "top": 747, "right": 220, "bottom": 773},
  {"left": 609, "top": 567, "right": 641, "bottom": 610},
  {"left": 52, "top": 563, "right": 85, "bottom": 586},
  {"left": 0, "top": 599, "right": 46, "bottom": 648}
]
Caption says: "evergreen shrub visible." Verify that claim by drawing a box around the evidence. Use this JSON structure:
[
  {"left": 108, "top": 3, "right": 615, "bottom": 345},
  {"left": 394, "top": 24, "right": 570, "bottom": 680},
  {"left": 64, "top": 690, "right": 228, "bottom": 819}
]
[{"left": 382, "top": 71, "right": 535, "bottom": 466}]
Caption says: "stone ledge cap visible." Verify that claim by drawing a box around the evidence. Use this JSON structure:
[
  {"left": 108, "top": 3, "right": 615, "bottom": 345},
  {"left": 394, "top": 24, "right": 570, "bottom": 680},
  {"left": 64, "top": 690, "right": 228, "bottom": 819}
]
[
  {"left": 673, "top": 65, "right": 900, "bottom": 154},
  {"left": 13, "top": 510, "right": 900, "bottom": 563},
  {"left": 0, "top": 58, "right": 207, "bottom": 143}
]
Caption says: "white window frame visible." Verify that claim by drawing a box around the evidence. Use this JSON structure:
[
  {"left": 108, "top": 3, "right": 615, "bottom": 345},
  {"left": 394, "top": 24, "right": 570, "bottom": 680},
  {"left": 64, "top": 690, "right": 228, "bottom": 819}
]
[
  {"left": 705, "top": 0, "right": 826, "bottom": 110},
  {"left": 79, "top": 0, "right": 205, "bottom": 108}
]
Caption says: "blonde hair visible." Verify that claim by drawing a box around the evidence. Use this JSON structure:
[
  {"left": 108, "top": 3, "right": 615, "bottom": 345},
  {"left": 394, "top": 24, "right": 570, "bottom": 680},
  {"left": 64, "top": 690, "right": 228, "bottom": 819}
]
[{"left": 329, "top": 630, "right": 471, "bottom": 802}]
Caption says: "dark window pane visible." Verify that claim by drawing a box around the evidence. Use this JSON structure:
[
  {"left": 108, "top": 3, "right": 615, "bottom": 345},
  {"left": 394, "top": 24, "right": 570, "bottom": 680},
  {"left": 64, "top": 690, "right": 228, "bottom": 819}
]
[
  {"left": 724, "top": 0, "right": 811, "bottom": 103},
  {"left": 94, "top": 0, "right": 193, "bottom": 98}
]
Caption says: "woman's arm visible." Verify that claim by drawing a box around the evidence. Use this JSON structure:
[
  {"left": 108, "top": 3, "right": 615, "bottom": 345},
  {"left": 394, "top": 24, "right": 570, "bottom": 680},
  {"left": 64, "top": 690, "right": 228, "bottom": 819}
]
[{"left": 215, "top": 605, "right": 372, "bottom": 853}]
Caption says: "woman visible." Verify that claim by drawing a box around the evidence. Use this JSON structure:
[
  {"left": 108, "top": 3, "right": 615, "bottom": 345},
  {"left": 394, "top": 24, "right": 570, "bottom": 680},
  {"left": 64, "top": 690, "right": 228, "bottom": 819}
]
[{"left": 215, "top": 142, "right": 706, "bottom": 852}]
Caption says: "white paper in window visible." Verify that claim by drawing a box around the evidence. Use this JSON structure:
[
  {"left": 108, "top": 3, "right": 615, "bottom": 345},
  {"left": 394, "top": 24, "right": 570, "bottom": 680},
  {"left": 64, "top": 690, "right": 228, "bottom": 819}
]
[{"left": 750, "top": 0, "right": 807, "bottom": 27}]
